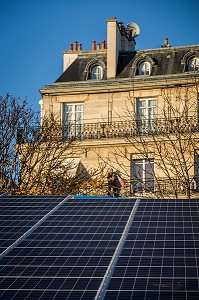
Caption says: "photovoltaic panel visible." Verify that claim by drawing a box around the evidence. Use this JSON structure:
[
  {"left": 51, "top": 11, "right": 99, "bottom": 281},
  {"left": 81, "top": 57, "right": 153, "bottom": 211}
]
[
  {"left": 104, "top": 198, "right": 199, "bottom": 300},
  {"left": 0, "top": 196, "right": 137, "bottom": 300},
  {"left": 0, "top": 196, "right": 199, "bottom": 299},
  {"left": 0, "top": 194, "right": 67, "bottom": 253}
]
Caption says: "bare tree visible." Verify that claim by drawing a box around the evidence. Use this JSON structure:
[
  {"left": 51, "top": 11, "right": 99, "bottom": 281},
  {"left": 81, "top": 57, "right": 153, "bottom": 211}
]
[
  {"left": 16, "top": 113, "right": 82, "bottom": 194},
  {"left": 0, "top": 94, "right": 36, "bottom": 192},
  {"left": 125, "top": 80, "right": 199, "bottom": 198},
  {"left": 96, "top": 77, "right": 199, "bottom": 199},
  {"left": 0, "top": 94, "right": 85, "bottom": 195}
]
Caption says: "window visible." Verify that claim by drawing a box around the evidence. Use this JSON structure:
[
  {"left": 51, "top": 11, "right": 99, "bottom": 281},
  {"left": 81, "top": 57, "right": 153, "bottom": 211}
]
[
  {"left": 138, "top": 61, "right": 151, "bottom": 75},
  {"left": 136, "top": 98, "right": 157, "bottom": 133},
  {"left": 132, "top": 159, "right": 154, "bottom": 191},
  {"left": 63, "top": 103, "right": 83, "bottom": 139},
  {"left": 91, "top": 65, "right": 103, "bottom": 79},
  {"left": 188, "top": 57, "right": 199, "bottom": 72}
]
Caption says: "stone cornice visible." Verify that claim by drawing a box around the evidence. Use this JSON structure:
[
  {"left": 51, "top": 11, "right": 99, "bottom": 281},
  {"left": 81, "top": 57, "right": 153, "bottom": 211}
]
[{"left": 40, "top": 73, "right": 199, "bottom": 96}]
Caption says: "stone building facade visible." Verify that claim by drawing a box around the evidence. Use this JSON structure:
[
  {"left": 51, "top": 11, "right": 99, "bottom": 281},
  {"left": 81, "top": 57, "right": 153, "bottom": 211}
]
[{"left": 39, "top": 17, "right": 199, "bottom": 197}]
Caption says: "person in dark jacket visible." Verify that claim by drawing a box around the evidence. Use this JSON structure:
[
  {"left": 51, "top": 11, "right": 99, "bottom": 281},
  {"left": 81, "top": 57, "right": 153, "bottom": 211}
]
[{"left": 107, "top": 168, "right": 121, "bottom": 197}]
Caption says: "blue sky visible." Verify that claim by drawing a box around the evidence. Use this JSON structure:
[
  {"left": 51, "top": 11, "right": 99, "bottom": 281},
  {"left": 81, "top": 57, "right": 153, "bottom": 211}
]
[{"left": 0, "top": 0, "right": 198, "bottom": 113}]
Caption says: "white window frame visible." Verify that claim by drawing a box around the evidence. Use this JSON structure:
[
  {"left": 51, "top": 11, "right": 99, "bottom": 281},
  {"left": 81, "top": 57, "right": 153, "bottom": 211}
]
[
  {"left": 136, "top": 98, "right": 157, "bottom": 133},
  {"left": 62, "top": 103, "right": 83, "bottom": 139},
  {"left": 188, "top": 57, "right": 199, "bottom": 72},
  {"left": 132, "top": 159, "right": 155, "bottom": 191},
  {"left": 91, "top": 65, "right": 103, "bottom": 79},
  {"left": 138, "top": 61, "right": 151, "bottom": 75}
]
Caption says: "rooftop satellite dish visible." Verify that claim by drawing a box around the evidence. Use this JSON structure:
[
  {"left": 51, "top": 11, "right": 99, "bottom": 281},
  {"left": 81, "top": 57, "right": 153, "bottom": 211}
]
[{"left": 126, "top": 22, "right": 140, "bottom": 38}]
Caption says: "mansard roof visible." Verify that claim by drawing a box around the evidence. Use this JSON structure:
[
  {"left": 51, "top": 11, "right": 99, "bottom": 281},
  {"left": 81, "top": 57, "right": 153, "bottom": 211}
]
[
  {"left": 117, "top": 46, "right": 199, "bottom": 78},
  {"left": 55, "top": 45, "right": 199, "bottom": 83},
  {"left": 55, "top": 53, "right": 107, "bottom": 82}
]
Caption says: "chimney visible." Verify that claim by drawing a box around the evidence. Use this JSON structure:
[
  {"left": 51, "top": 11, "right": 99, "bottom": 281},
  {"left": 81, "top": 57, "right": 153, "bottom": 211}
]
[
  {"left": 69, "top": 43, "right": 73, "bottom": 51},
  {"left": 92, "top": 40, "right": 96, "bottom": 50},
  {"left": 162, "top": 37, "right": 171, "bottom": 48},
  {"left": 78, "top": 43, "right": 82, "bottom": 51},
  {"left": 164, "top": 38, "right": 168, "bottom": 46},
  {"left": 97, "top": 43, "right": 101, "bottom": 50},
  {"left": 74, "top": 41, "right": 78, "bottom": 51},
  {"left": 107, "top": 17, "right": 120, "bottom": 79},
  {"left": 102, "top": 40, "right": 106, "bottom": 49}
]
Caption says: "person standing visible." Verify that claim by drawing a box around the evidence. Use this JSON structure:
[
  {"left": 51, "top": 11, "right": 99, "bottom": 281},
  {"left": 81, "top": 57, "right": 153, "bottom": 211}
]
[{"left": 107, "top": 168, "right": 121, "bottom": 197}]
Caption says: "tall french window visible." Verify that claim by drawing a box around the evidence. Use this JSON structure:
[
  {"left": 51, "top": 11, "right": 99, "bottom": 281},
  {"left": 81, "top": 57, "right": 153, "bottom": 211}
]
[
  {"left": 136, "top": 98, "right": 157, "bottom": 133},
  {"left": 132, "top": 159, "right": 154, "bottom": 191},
  {"left": 63, "top": 103, "right": 83, "bottom": 139}
]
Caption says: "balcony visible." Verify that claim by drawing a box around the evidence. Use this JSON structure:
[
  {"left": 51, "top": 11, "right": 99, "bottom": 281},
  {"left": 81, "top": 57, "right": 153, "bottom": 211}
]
[
  {"left": 17, "top": 116, "right": 199, "bottom": 143},
  {"left": 129, "top": 176, "right": 199, "bottom": 197},
  {"left": 63, "top": 116, "right": 199, "bottom": 140}
]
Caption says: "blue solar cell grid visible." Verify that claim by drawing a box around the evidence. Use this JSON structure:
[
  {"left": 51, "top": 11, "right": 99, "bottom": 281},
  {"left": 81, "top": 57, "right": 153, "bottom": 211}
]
[
  {"left": 0, "top": 195, "right": 136, "bottom": 300},
  {"left": 0, "top": 195, "right": 199, "bottom": 300},
  {"left": 105, "top": 199, "right": 199, "bottom": 300},
  {"left": 0, "top": 195, "right": 66, "bottom": 252}
]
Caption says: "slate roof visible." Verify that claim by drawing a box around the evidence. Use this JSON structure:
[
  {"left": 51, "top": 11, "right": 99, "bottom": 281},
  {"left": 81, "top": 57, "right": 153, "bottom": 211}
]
[
  {"left": 55, "top": 45, "right": 199, "bottom": 83},
  {"left": 55, "top": 53, "right": 107, "bottom": 82}
]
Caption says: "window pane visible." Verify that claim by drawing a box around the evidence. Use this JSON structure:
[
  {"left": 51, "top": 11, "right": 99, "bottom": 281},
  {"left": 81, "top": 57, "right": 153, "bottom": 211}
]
[
  {"left": 137, "top": 100, "right": 146, "bottom": 121},
  {"left": 63, "top": 104, "right": 83, "bottom": 139},
  {"left": 133, "top": 160, "right": 144, "bottom": 189},
  {"left": 91, "top": 66, "right": 102, "bottom": 79},
  {"left": 97, "top": 66, "right": 102, "bottom": 79},
  {"left": 132, "top": 159, "right": 154, "bottom": 191},
  {"left": 133, "top": 160, "right": 144, "bottom": 180},
  {"left": 188, "top": 57, "right": 199, "bottom": 72},
  {"left": 139, "top": 62, "right": 151, "bottom": 75},
  {"left": 91, "top": 67, "right": 97, "bottom": 79},
  {"left": 63, "top": 104, "right": 73, "bottom": 124},
  {"left": 145, "top": 161, "right": 154, "bottom": 188},
  {"left": 136, "top": 99, "right": 156, "bottom": 133}
]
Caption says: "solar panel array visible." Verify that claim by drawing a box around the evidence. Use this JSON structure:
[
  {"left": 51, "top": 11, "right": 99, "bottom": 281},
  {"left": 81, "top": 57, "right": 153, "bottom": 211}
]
[
  {"left": 0, "top": 195, "right": 199, "bottom": 300},
  {"left": 105, "top": 198, "right": 199, "bottom": 300}
]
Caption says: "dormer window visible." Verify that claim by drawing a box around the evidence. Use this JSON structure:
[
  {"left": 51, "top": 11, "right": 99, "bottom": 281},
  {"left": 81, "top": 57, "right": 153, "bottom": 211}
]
[
  {"left": 84, "top": 59, "right": 106, "bottom": 80},
  {"left": 188, "top": 57, "right": 199, "bottom": 72},
  {"left": 132, "top": 55, "right": 154, "bottom": 77},
  {"left": 91, "top": 65, "right": 103, "bottom": 79},
  {"left": 138, "top": 61, "right": 151, "bottom": 75},
  {"left": 181, "top": 52, "right": 199, "bottom": 73}
]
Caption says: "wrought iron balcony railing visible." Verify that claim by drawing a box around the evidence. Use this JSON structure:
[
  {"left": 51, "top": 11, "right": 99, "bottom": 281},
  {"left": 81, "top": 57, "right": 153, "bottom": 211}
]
[
  {"left": 17, "top": 116, "right": 199, "bottom": 143},
  {"left": 62, "top": 116, "right": 199, "bottom": 140},
  {"left": 131, "top": 176, "right": 199, "bottom": 196}
]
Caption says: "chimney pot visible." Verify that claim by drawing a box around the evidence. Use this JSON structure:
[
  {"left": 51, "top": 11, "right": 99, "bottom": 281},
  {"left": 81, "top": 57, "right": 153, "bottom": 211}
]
[
  {"left": 74, "top": 41, "right": 78, "bottom": 51},
  {"left": 78, "top": 43, "right": 82, "bottom": 51},
  {"left": 164, "top": 38, "right": 168, "bottom": 46},
  {"left": 69, "top": 43, "right": 73, "bottom": 51},
  {"left": 92, "top": 40, "right": 96, "bottom": 51},
  {"left": 102, "top": 40, "right": 106, "bottom": 49},
  {"left": 97, "top": 43, "right": 101, "bottom": 50}
]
